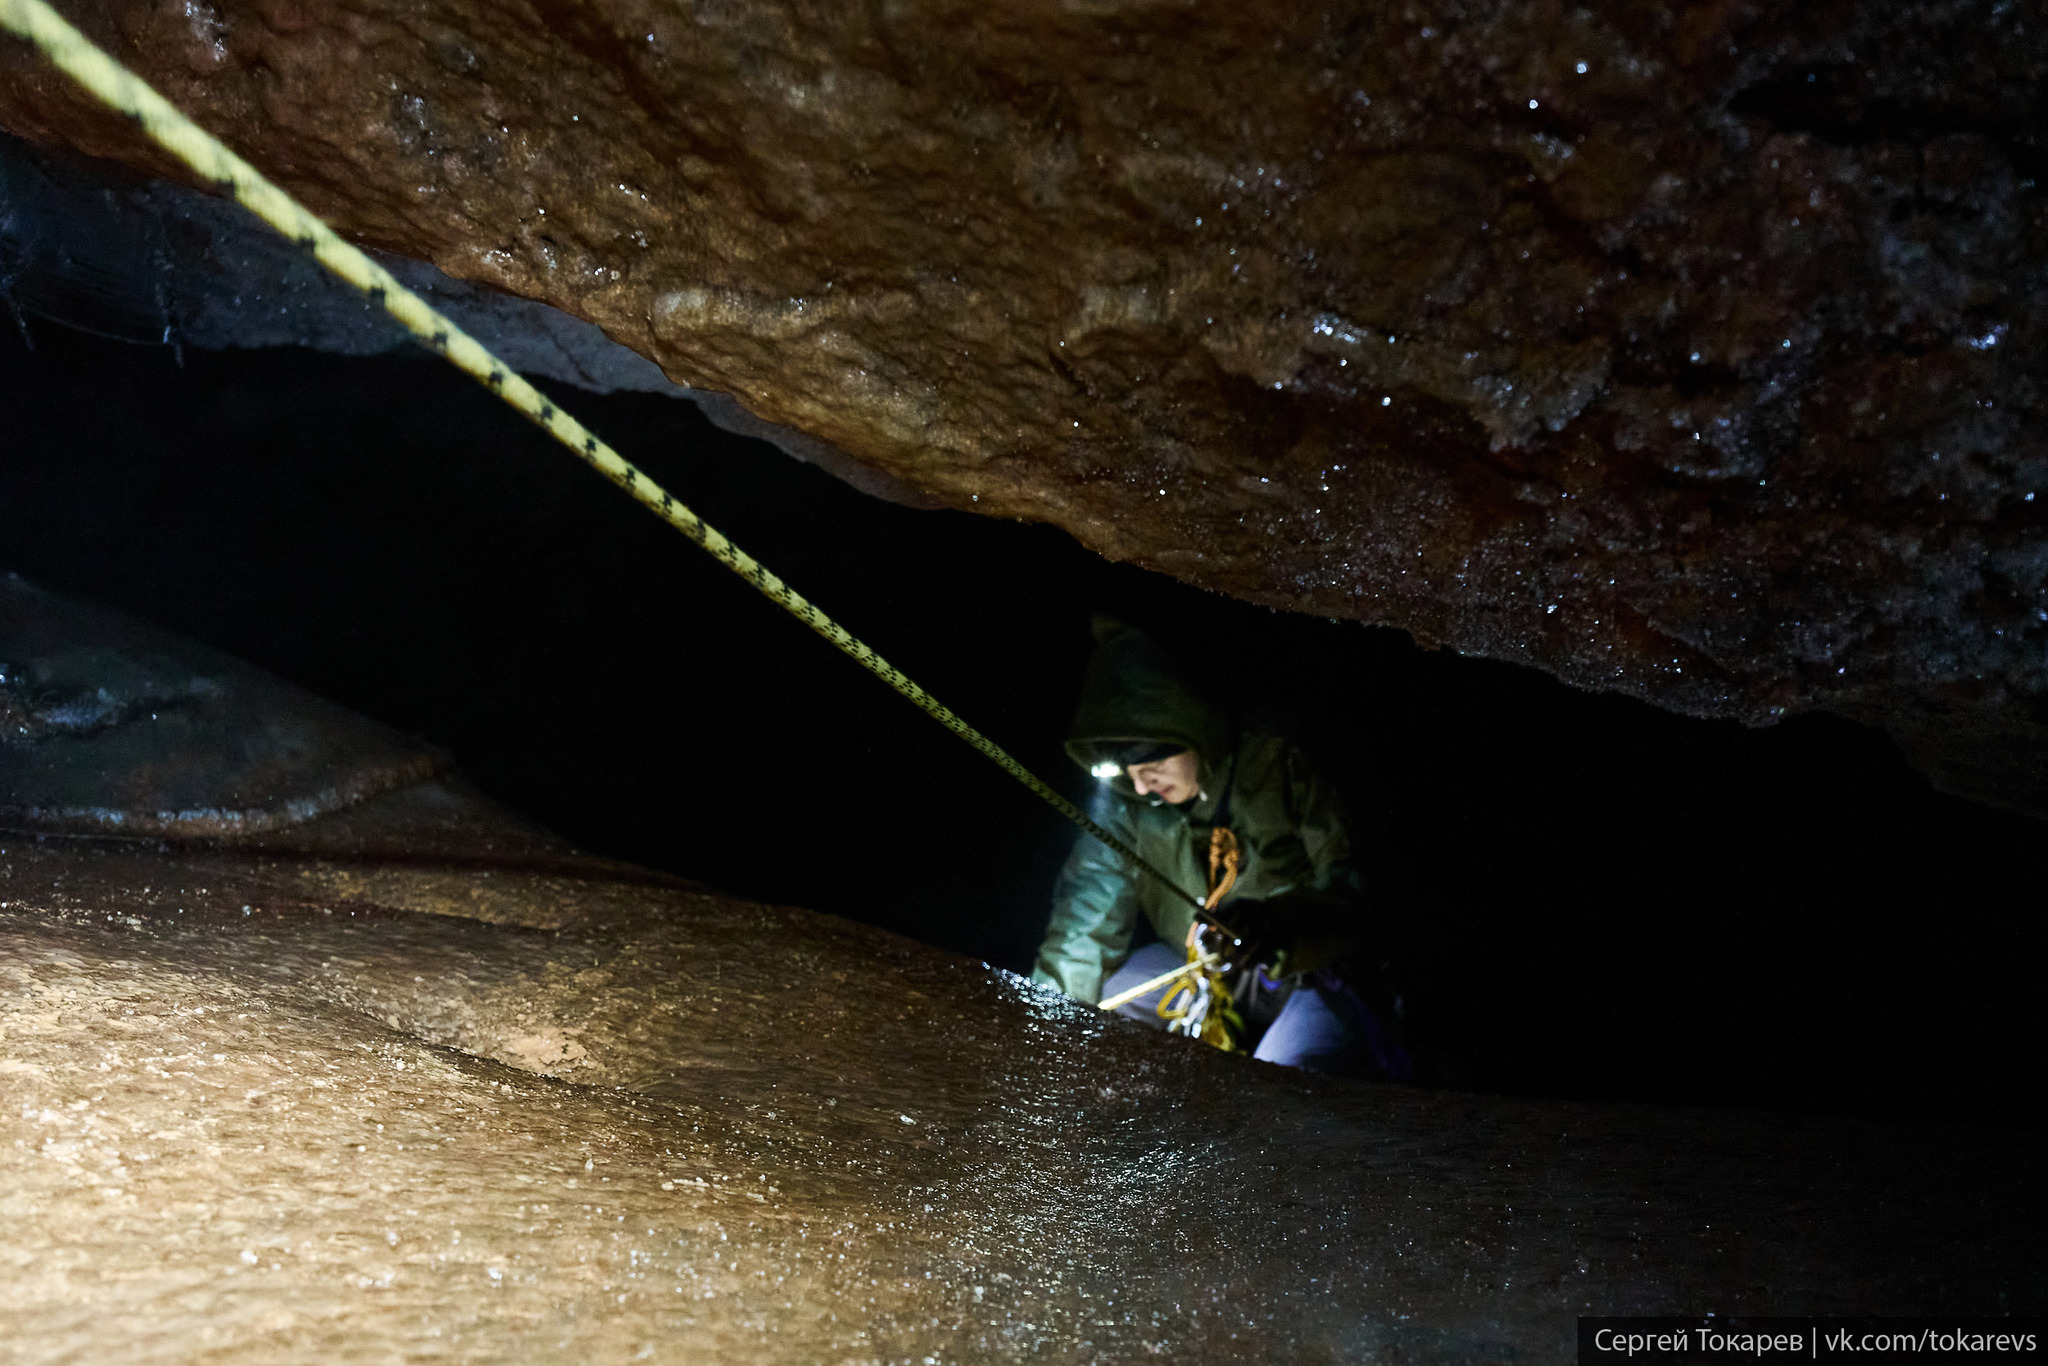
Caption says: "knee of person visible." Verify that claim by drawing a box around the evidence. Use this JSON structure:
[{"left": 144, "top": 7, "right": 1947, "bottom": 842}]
[{"left": 1251, "top": 983, "right": 1353, "bottom": 1069}]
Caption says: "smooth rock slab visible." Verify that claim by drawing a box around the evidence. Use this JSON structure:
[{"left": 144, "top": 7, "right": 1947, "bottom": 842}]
[
  {"left": 0, "top": 573, "right": 443, "bottom": 837},
  {"left": 0, "top": 829, "right": 2037, "bottom": 1364}
]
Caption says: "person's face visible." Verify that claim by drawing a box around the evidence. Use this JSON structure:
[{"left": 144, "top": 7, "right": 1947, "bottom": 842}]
[{"left": 1127, "top": 750, "right": 1200, "bottom": 804}]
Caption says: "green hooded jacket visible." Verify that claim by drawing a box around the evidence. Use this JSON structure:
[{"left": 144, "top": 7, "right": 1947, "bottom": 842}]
[{"left": 1029, "top": 622, "right": 1366, "bottom": 1004}]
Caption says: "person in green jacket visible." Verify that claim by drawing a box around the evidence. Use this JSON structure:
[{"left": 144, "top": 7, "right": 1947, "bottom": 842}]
[{"left": 1030, "top": 618, "right": 1409, "bottom": 1075}]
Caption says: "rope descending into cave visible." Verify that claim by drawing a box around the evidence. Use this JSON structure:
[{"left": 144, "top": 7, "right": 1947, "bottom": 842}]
[{"left": 0, "top": 0, "right": 1205, "bottom": 919}]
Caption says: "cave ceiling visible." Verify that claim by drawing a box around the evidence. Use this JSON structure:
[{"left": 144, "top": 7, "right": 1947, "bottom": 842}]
[{"left": 1, "top": 0, "right": 2044, "bottom": 809}]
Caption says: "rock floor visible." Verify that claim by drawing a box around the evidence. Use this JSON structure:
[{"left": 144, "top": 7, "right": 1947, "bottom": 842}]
[{"left": 0, "top": 810, "right": 2037, "bottom": 1363}]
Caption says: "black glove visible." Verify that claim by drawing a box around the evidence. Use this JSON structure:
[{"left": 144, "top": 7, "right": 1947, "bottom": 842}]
[{"left": 1197, "top": 902, "right": 1280, "bottom": 970}]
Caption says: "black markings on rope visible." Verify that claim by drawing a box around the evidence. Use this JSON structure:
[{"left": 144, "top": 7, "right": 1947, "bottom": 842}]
[
  {"left": 539, "top": 404, "right": 555, "bottom": 423},
  {"left": 584, "top": 437, "right": 597, "bottom": 453},
  {"left": 430, "top": 330, "right": 449, "bottom": 351},
  {"left": 487, "top": 371, "right": 505, "bottom": 391}
]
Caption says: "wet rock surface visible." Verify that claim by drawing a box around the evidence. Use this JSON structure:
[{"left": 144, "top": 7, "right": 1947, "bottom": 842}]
[
  {"left": 4, "top": 835, "right": 2040, "bottom": 1364},
  {"left": 4, "top": 0, "right": 2046, "bottom": 808},
  {"left": 0, "top": 573, "right": 443, "bottom": 837}
]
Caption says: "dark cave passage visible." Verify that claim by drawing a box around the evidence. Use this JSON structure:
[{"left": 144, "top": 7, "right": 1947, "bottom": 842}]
[{"left": 0, "top": 317, "right": 2039, "bottom": 1128}]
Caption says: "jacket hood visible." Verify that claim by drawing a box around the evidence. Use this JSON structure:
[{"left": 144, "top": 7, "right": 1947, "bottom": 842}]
[{"left": 1064, "top": 619, "right": 1231, "bottom": 788}]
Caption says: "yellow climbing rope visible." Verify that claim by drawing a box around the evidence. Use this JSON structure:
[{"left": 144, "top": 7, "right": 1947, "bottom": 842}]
[{"left": 0, "top": 0, "right": 1203, "bottom": 915}]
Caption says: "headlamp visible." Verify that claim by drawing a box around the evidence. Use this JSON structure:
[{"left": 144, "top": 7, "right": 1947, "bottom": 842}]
[{"left": 1090, "top": 761, "right": 1121, "bottom": 780}]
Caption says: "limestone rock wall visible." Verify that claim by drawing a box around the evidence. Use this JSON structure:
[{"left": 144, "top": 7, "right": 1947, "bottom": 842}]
[{"left": 2, "top": 1, "right": 2044, "bottom": 793}]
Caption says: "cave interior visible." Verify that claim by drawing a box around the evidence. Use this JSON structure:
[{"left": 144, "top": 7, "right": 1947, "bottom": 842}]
[
  {"left": 0, "top": 303, "right": 2037, "bottom": 1130},
  {"left": 0, "top": 2, "right": 2044, "bottom": 1356}
]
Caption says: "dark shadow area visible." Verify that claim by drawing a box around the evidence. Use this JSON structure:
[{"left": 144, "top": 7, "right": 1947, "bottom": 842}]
[{"left": 0, "top": 318, "right": 2039, "bottom": 1128}]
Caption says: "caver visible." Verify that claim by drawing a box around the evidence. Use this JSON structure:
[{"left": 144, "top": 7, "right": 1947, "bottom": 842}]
[{"left": 1033, "top": 617, "right": 1410, "bottom": 1076}]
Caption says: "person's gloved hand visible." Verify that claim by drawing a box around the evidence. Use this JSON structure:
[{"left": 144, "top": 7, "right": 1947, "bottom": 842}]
[{"left": 1198, "top": 902, "right": 1282, "bottom": 970}]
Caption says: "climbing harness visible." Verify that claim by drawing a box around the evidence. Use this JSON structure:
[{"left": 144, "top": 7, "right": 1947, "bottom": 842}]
[
  {"left": 1155, "top": 824, "right": 1247, "bottom": 1048},
  {"left": 0, "top": 0, "right": 1209, "bottom": 915},
  {"left": 1100, "top": 828, "right": 1254, "bottom": 1041}
]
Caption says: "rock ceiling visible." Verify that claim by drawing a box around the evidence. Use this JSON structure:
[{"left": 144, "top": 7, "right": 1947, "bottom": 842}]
[{"left": 1, "top": 0, "right": 2043, "bottom": 808}]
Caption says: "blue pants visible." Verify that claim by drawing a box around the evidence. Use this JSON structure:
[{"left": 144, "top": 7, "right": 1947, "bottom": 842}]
[{"left": 1102, "top": 941, "right": 1384, "bottom": 1074}]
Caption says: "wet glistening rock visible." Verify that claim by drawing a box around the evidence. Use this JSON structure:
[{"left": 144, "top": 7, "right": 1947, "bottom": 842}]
[{"left": 1, "top": 0, "right": 2044, "bottom": 806}]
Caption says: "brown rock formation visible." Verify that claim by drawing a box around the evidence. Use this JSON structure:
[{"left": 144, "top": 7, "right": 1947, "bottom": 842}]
[
  {"left": 13, "top": 832, "right": 2044, "bottom": 1363},
  {"left": 2, "top": 1, "right": 2045, "bottom": 798},
  {"left": 9, "top": 832, "right": 2044, "bottom": 1363}
]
